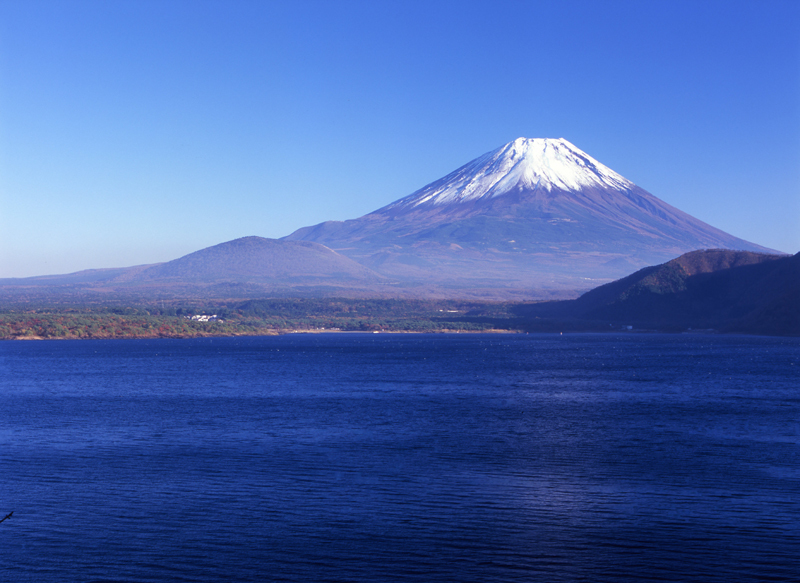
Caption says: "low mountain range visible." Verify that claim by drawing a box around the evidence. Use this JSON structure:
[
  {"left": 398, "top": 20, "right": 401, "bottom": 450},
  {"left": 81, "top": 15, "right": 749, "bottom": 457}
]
[
  {"left": 0, "top": 137, "right": 783, "bottom": 304},
  {"left": 0, "top": 237, "right": 387, "bottom": 304}
]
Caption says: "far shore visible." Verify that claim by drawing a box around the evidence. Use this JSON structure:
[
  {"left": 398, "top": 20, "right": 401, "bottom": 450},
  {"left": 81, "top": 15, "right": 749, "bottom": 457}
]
[{"left": 3, "top": 327, "right": 521, "bottom": 341}]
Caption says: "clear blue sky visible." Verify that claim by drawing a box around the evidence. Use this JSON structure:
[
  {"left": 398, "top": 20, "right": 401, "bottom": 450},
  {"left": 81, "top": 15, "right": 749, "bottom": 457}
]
[{"left": 1, "top": 0, "right": 798, "bottom": 278}]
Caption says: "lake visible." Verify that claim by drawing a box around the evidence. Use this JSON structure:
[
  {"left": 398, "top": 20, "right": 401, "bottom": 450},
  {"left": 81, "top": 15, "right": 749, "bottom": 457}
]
[{"left": 1, "top": 333, "right": 798, "bottom": 582}]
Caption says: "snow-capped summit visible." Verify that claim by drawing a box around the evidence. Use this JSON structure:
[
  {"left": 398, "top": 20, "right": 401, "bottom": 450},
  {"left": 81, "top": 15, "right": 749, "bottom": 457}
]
[{"left": 390, "top": 137, "right": 634, "bottom": 209}]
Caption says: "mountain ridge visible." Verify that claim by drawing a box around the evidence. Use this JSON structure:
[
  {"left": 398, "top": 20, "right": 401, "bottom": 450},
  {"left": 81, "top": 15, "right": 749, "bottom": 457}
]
[
  {"left": 517, "top": 249, "right": 799, "bottom": 335},
  {"left": 134, "top": 236, "right": 384, "bottom": 283}
]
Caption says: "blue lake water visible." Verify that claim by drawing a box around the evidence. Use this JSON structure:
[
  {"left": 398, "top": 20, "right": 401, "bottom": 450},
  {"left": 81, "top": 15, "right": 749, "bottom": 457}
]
[{"left": 1, "top": 333, "right": 798, "bottom": 582}]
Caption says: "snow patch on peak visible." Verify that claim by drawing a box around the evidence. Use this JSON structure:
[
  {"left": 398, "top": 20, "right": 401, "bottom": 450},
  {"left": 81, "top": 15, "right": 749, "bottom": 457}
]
[{"left": 391, "top": 137, "right": 634, "bottom": 209}]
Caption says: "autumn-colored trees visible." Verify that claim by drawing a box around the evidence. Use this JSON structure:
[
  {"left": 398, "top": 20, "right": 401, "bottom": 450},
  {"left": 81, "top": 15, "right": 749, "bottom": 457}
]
[{"left": 0, "top": 299, "right": 514, "bottom": 340}]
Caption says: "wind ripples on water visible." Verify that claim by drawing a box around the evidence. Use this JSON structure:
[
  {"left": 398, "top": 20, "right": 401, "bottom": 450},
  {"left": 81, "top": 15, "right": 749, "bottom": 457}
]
[{"left": 1, "top": 333, "right": 798, "bottom": 582}]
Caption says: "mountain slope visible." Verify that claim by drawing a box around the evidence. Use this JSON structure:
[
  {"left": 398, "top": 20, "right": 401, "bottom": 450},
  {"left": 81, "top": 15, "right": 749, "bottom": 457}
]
[
  {"left": 286, "top": 138, "right": 775, "bottom": 293},
  {"left": 519, "top": 249, "right": 799, "bottom": 335},
  {"left": 134, "top": 236, "right": 383, "bottom": 283},
  {"left": 0, "top": 237, "right": 388, "bottom": 304}
]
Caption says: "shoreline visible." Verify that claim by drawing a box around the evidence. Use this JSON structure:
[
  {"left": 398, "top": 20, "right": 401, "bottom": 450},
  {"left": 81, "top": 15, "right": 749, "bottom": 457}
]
[
  {"left": 1, "top": 328, "right": 519, "bottom": 341},
  {"left": 4, "top": 329, "right": 792, "bottom": 341}
]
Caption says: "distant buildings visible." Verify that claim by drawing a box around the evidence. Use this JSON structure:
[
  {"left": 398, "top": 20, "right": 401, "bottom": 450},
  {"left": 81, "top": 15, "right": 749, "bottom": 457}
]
[{"left": 187, "top": 314, "right": 218, "bottom": 322}]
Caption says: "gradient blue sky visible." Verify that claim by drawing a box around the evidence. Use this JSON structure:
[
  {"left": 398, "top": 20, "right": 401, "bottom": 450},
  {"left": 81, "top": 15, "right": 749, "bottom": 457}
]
[{"left": 1, "top": 0, "right": 798, "bottom": 278}]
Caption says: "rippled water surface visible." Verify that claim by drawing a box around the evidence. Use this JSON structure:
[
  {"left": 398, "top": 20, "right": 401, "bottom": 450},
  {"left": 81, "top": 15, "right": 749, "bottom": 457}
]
[{"left": 1, "top": 333, "right": 798, "bottom": 582}]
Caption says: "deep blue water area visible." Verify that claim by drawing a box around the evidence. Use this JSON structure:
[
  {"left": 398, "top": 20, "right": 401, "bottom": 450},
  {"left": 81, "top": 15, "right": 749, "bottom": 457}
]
[{"left": 1, "top": 333, "right": 798, "bottom": 582}]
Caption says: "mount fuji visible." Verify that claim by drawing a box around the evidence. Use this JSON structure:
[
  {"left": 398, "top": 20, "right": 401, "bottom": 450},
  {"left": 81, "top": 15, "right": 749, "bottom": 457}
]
[
  {"left": 0, "top": 138, "right": 780, "bottom": 304},
  {"left": 285, "top": 138, "right": 776, "bottom": 297}
]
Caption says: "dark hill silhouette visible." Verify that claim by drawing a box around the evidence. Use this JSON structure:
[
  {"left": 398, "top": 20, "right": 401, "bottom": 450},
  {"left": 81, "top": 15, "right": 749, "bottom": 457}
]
[{"left": 519, "top": 250, "right": 799, "bottom": 335}]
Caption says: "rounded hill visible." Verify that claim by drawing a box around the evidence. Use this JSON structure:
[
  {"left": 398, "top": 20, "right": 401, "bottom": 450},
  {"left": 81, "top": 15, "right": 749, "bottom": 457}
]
[{"left": 136, "top": 236, "right": 383, "bottom": 284}]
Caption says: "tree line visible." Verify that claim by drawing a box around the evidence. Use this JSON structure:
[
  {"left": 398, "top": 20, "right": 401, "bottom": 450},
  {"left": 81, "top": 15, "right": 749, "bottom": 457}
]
[{"left": 0, "top": 298, "right": 526, "bottom": 339}]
